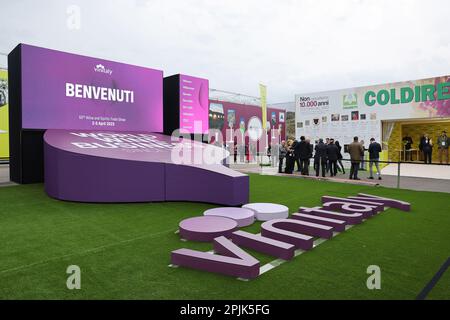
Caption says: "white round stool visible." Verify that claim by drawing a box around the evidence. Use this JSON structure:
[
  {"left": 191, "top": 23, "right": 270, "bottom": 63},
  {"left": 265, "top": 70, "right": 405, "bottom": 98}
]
[{"left": 242, "top": 203, "right": 289, "bottom": 221}]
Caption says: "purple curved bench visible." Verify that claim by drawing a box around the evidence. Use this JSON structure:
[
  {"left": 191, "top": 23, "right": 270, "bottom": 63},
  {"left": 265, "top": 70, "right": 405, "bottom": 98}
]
[{"left": 44, "top": 130, "right": 249, "bottom": 205}]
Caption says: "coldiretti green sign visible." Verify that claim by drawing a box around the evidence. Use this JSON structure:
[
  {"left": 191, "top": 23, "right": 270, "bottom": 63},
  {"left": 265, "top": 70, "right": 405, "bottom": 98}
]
[{"left": 364, "top": 82, "right": 450, "bottom": 106}]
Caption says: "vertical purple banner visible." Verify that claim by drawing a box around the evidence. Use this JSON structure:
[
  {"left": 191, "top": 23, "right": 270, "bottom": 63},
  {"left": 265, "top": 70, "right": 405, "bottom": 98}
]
[
  {"left": 179, "top": 74, "right": 209, "bottom": 134},
  {"left": 21, "top": 44, "right": 163, "bottom": 132}
]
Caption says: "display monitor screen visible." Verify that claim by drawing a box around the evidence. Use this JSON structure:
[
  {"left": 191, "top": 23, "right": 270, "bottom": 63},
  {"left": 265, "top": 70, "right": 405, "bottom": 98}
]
[
  {"left": 21, "top": 44, "right": 163, "bottom": 132},
  {"left": 178, "top": 74, "right": 209, "bottom": 133}
]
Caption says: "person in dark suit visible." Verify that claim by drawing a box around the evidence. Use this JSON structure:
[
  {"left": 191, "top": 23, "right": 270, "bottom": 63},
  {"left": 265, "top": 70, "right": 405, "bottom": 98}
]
[
  {"left": 304, "top": 138, "right": 313, "bottom": 175},
  {"left": 298, "top": 136, "right": 309, "bottom": 175},
  {"left": 368, "top": 137, "right": 382, "bottom": 180},
  {"left": 285, "top": 140, "right": 295, "bottom": 174},
  {"left": 335, "top": 140, "right": 345, "bottom": 174},
  {"left": 292, "top": 139, "right": 301, "bottom": 172},
  {"left": 419, "top": 134, "right": 433, "bottom": 164},
  {"left": 325, "top": 138, "right": 331, "bottom": 173},
  {"left": 314, "top": 139, "right": 328, "bottom": 177},
  {"left": 326, "top": 139, "right": 339, "bottom": 177}
]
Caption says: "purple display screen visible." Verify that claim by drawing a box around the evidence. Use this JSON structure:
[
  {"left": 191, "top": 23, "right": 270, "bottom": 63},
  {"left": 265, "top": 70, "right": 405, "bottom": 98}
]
[
  {"left": 179, "top": 74, "right": 209, "bottom": 134},
  {"left": 21, "top": 44, "right": 163, "bottom": 131}
]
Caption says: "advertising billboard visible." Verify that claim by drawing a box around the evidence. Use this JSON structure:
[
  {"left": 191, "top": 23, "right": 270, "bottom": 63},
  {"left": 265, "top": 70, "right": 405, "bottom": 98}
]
[
  {"left": 209, "top": 100, "right": 286, "bottom": 144},
  {"left": 21, "top": 44, "right": 163, "bottom": 131},
  {"left": 295, "top": 75, "right": 450, "bottom": 146},
  {"left": 178, "top": 74, "right": 209, "bottom": 134},
  {"left": 0, "top": 69, "right": 8, "bottom": 158}
]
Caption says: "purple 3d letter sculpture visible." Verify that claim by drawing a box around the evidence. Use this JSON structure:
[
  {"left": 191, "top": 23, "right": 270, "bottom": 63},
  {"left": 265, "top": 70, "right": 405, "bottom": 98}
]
[
  {"left": 171, "top": 194, "right": 411, "bottom": 279},
  {"left": 44, "top": 130, "right": 249, "bottom": 205},
  {"left": 171, "top": 236, "right": 260, "bottom": 279}
]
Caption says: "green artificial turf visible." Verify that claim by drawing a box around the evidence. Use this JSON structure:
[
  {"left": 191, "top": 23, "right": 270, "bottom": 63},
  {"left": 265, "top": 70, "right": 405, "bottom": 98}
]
[{"left": 0, "top": 174, "right": 449, "bottom": 300}]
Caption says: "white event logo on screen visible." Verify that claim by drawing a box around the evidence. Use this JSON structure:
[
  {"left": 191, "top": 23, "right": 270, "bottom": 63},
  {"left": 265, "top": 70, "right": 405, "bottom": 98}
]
[{"left": 94, "top": 64, "right": 113, "bottom": 75}]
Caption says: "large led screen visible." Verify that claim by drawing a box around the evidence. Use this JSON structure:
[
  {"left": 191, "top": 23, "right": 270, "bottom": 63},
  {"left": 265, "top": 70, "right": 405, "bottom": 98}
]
[
  {"left": 21, "top": 44, "right": 163, "bottom": 131},
  {"left": 178, "top": 74, "right": 209, "bottom": 133}
]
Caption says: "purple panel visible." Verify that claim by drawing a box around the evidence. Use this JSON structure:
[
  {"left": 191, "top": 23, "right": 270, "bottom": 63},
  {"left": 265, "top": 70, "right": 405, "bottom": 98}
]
[
  {"left": 291, "top": 213, "right": 346, "bottom": 232},
  {"left": 298, "top": 207, "right": 364, "bottom": 225},
  {"left": 322, "top": 201, "right": 374, "bottom": 219},
  {"left": 171, "top": 236, "right": 260, "bottom": 279},
  {"left": 44, "top": 143, "right": 165, "bottom": 202},
  {"left": 265, "top": 218, "right": 333, "bottom": 239},
  {"left": 21, "top": 44, "right": 163, "bottom": 131},
  {"left": 44, "top": 130, "right": 249, "bottom": 205},
  {"left": 261, "top": 219, "right": 314, "bottom": 250},
  {"left": 165, "top": 164, "right": 249, "bottom": 206},
  {"left": 231, "top": 230, "right": 295, "bottom": 260},
  {"left": 350, "top": 193, "right": 411, "bottom": 211},
  {"left": 322, "top": 196, "right": 382, "bottom": 215},
  {"left": 178, "top": 216, "right": 238, "bottom": 242}
]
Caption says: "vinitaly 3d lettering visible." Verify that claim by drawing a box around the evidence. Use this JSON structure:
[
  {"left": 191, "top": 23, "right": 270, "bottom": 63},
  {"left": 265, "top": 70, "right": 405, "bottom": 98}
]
[{"left": 170, "top": 193, "right": 411, "bottom": 279}]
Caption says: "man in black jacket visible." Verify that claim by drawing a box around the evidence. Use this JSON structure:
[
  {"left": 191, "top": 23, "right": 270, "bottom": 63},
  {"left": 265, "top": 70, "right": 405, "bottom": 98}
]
[
  {"left": 326, "top": 139, "right": 339, "bottom": 177},
  {"left": 368, "top": 138, "right": 382, "bottom": 180},
  {"left": 298, "top": 136, "right": 310, "bottom": 175},
  {"left": 314, "top": 139, "right": 327, "bottom": 177},
  {"left": 292, "top": 139, "right": 301, "bottom": 172}
]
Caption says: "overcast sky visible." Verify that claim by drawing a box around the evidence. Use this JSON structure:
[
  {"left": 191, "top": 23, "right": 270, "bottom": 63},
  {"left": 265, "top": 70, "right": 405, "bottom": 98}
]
[{"left": 1, "top": 0, "right": 449, "bottom": 104}]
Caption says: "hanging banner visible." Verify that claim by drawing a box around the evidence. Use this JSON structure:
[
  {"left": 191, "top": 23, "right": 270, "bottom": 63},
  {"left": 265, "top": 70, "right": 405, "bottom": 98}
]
[
  {"left": 0, "top": 69, "right": 8, "bottom": 158},
  {"left": 259, "top": 84, "right": 267, "bottom": 130}
]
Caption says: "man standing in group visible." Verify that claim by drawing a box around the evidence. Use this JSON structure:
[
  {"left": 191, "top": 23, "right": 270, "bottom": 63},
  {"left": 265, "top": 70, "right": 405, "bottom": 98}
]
[
  {"left": 359, "top": 140, "right": 366, "bottom": 171},
  {"left": 298, "top": 136, "right": 309, "bottom": 175},
  {"left": 437, "top": 131, "right": 449, "bottom": 164},
  {"left": 325, "top": 138, "right": 331, "bottom": 173},
  {"left": 292, "top": 139, "right": 301, "bottom": 172},
  {"left": 278, "top": 140, "right": 287, "bottom": 173},
  {"left": 326, "top": 139, "right": 339, "bottom": 177},
  {"left": 368, "top": 138, "right": 382, "bottom": 180},
  {"left": 314, "top": 139, "right": 328, "bottom": 177},
  {"left": 347, "top": 136, "right": 364, "bottom": 180},
  {"left": 306, "top": 138, "right": 313, "bottom": 175}
]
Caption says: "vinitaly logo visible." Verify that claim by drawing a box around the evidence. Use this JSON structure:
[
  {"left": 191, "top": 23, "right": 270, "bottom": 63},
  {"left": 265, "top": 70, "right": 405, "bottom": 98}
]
[
  {"left": 170, "top": 194, "right": 411, "bottom": 280},
  {"left": 343, "top": 93, "right": 358, "bottom": 109},
  {"left": 94, "top": 64, "right": 113, "bottom": 75}
]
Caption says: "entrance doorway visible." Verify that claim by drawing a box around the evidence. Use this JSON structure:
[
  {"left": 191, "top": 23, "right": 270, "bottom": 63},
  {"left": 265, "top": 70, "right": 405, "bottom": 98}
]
[{"left": 383, "top": 118, "right": 450, "bottom": 163}]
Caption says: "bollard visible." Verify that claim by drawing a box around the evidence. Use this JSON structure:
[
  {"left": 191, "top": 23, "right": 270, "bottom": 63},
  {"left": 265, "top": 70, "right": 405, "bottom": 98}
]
[{"left": 397, "top": 161, "right": 401, "bottom": 188}]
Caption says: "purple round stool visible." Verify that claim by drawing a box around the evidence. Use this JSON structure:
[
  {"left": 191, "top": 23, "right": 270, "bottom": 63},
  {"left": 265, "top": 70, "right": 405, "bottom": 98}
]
[
  {"left": 203, "top": 207, "right": 255, "bottom": 227},
  {"left": 178, "top": 216, "right": 238, "bottom": 242}
]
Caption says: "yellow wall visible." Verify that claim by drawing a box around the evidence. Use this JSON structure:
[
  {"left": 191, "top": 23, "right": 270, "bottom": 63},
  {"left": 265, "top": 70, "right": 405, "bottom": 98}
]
[
  {"left": 387, "top": 122, "right": 402, "bottom": 162},
  {"left": 387, "top": 120, "right": 450, "bottom": 163},
  {"left": 0, "top": 69, "right": 8, "bottom": 159},
  {"left": 402, "top": 122, "right": 450, "bottom": 163}
]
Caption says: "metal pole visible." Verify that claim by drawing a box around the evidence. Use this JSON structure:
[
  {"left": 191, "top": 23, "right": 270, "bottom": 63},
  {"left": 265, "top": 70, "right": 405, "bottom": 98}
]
[{"left": 397, "top": 161, "right": 401, "bottom": 188}]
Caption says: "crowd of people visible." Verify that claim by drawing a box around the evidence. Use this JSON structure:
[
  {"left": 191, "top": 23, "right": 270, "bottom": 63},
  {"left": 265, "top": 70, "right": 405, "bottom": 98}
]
[{"left": 277, "top": 136, "right": 383, "bottom": 180}]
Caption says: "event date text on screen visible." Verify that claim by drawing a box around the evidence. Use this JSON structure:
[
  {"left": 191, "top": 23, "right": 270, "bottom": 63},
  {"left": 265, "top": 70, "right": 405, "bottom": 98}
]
[{"left": 91, "top": 121, "right": 115, "bottom": 127}]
